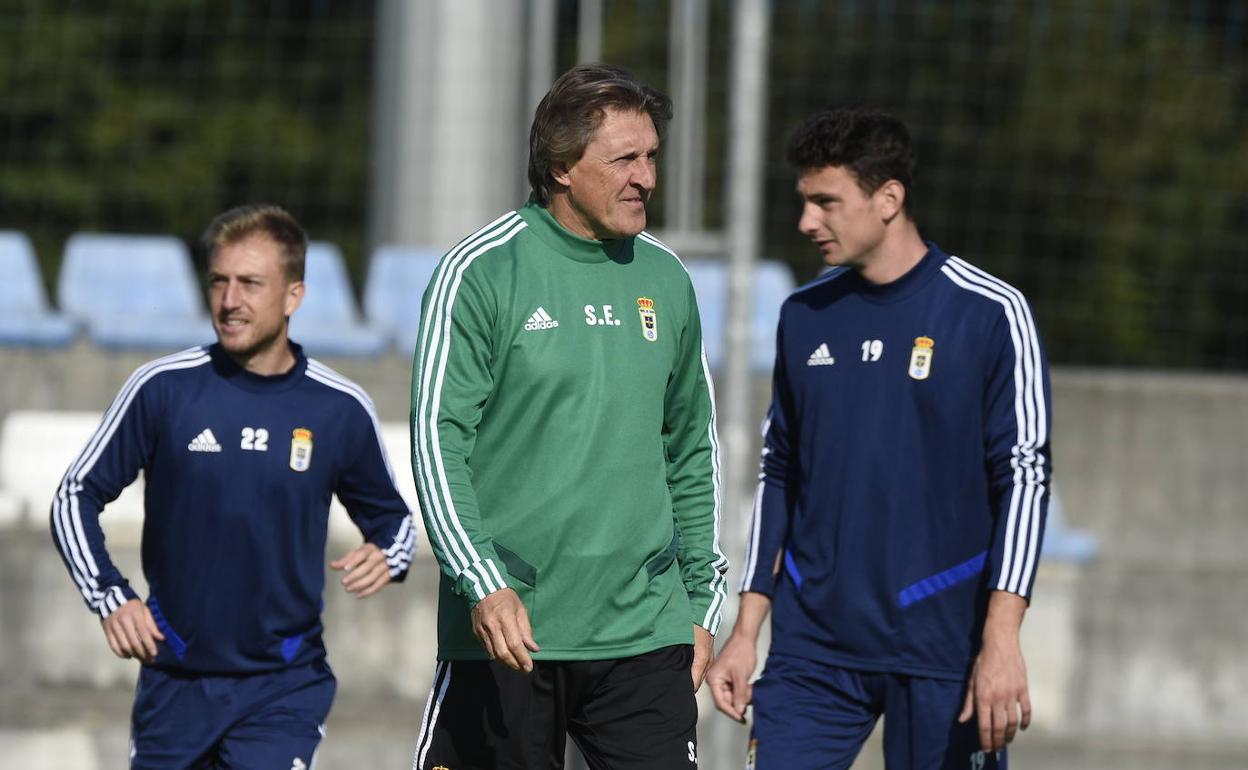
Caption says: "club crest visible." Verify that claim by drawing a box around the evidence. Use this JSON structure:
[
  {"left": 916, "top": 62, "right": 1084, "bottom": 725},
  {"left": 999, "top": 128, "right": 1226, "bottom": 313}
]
[
  {"left": 637, "top": 297, "right": 658, "bottom": 342},
  {"left": 909, "top": 336, "right": 934, "bottom": 380},
  {"left": 289, "top": 428, "right": 314, "bottom": 472}
]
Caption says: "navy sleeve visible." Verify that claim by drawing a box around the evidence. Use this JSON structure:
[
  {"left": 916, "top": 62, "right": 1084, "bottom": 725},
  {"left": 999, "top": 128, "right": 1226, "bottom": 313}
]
[
  {"left": 983, "top": 297, "right": 1052, "bottom": 601},
  {"left": 49, "top": 367, "right": 161, "bottom": 618},
  {"left": 335, "top": 400, "right": 417, "bottom": 581},
  {"left": 739, "top": 309, "right": 799, "bottom": 596}
]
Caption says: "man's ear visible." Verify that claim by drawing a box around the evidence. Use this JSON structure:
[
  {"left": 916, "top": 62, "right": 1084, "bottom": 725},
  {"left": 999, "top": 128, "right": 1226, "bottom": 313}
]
[
  {"left": 285, "top": 280, "right": 305, "bottom": 317},
  {"left": 550, "top": 162, "right": 572, "bottom": 189},
  {"left": 876, "top": 179, "right": 906, "bottom": 222}
]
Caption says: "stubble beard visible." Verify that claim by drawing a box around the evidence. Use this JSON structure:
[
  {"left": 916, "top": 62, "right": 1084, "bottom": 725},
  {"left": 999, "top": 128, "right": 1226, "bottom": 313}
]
[{"left": 217, "top": 318, "right": 288, "bottom": 366}]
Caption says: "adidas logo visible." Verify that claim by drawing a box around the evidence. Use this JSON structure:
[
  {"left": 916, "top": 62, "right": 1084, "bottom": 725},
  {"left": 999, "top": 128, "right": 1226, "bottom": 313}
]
[
  {"left": 523, "top": 307, "right": 559, "bottom": 331},
  {"left": 187, "top": 428, "right": 223, "bottom": 453},
  {"left": 807, "top": 343, "right": 835, "bottom": 366}
]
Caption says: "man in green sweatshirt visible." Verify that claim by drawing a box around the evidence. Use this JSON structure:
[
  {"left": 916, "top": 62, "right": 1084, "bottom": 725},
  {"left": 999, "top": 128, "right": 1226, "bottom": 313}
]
[{"left": 409, "top": 63, "right": 727, "bottom": 770}]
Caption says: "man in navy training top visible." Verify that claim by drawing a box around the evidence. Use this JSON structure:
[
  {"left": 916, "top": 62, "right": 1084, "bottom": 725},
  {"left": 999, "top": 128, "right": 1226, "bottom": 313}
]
[
  {"left": 706, "top": 107, "right": 1052, "bottom": 769},
  {"left": 50, "top": 203, "right": 417, "bottom": 769}
]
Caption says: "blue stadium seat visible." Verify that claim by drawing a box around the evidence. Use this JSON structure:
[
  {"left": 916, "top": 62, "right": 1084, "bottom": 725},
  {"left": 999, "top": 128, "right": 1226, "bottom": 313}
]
[
  {"left": 287, "top": 241, "right": 389, "bottom": 358},
  {"left": 685, "top": 261, "right": 728, "bottom": 369},
  {"left": 0, "top": 231, "right": 77, "bottom": 347},
  {"left": 362, "top": 245, "right": 442, "bottom": 357},
  {"left": 750, "top": 261, "right": 796, "bottom": 372},
  {"left": 57, "top": 234, "right": 215, "bottom": 350},
  {"left": 1041, "top": 485, "right": 1099, "bottom": 563},
  {"left": 686, "top": 259, "right": 795, "bottom": 372}
]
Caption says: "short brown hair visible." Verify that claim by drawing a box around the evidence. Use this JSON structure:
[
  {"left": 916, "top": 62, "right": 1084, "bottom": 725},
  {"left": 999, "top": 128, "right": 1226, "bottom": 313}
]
[
  {"left": 527, "top": 63, "right": 673, "bottom": 206},
  {"left": 201, "top": 203, "right": 307, "bottom": 282}
]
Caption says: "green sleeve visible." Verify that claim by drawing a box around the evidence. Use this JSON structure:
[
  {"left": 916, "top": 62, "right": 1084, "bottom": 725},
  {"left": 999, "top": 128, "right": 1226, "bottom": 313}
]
[
  {"left": 663, "top": 280, "right": 730, "bottom": 635},
  {"left": 410, "top": 255, "right": 507, "bottom": 608}
]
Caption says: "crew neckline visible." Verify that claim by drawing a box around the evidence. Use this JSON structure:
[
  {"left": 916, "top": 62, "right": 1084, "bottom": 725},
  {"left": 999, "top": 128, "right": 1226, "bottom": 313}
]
[
  {"left": 210, "top": 341, "right": 308, "bottom": 393},
  {"left": 852, "top": 242, "right": 948, "bottom": 304}
]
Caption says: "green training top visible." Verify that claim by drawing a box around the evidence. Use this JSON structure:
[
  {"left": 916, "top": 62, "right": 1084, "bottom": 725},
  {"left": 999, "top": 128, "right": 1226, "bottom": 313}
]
[{"left": 410, "top": 201, "right": 728, "bottom": 660}]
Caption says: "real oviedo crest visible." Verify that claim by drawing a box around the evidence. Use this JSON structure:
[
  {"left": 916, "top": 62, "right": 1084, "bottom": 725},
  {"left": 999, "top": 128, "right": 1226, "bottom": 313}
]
[
  {"left": 909, "top": 336, "right": 935, "bottom": 380},
  {"left": 637, "top": 297, "right": 658, "bottom": 342},
  {"left": 289, "top": 428, "right": 314, "bottom": 472}
]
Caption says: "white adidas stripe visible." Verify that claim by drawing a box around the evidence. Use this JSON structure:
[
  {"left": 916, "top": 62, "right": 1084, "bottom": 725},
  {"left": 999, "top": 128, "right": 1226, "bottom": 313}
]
[
  {"left": 740, "top": 477, "right": 767, "bottom": 595},
  {"left": 418, "top": 217, "right": 525, "bottom": 596},
  {"left": 946, "top": 257, "right": 1046, "bottom": 594},
  {"left": 941, "top": 262, "right": 1041, "bottom": 594},
  {"left": 412, "top": 661, "right": 451, "bottom": 770},
  {"left": 739, "top": 412, "right": 772, "bottom": 593},
  {"left": 51, "top": 347, "right": 211, "bottom": 615},
  {"left": 649, "top": 231, "right": 728, "bottom": 633},
  {"left": 953, "top": 257, "right": 1048, "bottom": 448},
  {"left": 955, "top": 259, "right": 1048, "bottom": 596},
  {"left": 940, "top": 258, "right": 1048, "bottom": 596},
  {"left": 637, "top": 230, "right": 677, "bottom": 258},
  {"left": 52, "top": 347, "right": 210, "bottom": 612},
  {"left": 413, "top": 214, "right": 517, "bottom": 587},
  {"left": 308, "top": 359, "right": 420, "bottom": 570},
  {"left": 381, "top": 515, "right": 416, "bottom": 568},
  {"left": 307, "top": 354, "right": 418, "bottom": 573},
  {"left": 701, "top": 332, "right": 729, "bottom": 635},
  {"left": 299, "top": 334, "right": 421, "bottom": 571},
  {"left": 414, "top": 213, "right": 525, "bottom": 598},
  {"left": 306, "top": 359, "right": 398, "bottom": 485},
  {"left": 425, "top": 219, "right": 525, "bottom": 594},
  {"left": 411, "top": 219, "right": 509, "bottom": 591}
]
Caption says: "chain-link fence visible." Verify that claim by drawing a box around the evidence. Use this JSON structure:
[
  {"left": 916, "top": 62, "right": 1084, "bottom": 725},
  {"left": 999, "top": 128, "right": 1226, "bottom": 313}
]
[
  {"left": 1, "top": 1, "right": 374, "bottom": 287},
  {"left": 5, "top": 0, "right": 1245, "bottom": 368}
]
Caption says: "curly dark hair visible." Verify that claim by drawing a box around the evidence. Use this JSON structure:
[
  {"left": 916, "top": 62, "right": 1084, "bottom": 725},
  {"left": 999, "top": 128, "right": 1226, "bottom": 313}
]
[{"left": 786, "top": 107, "right": 916, "bottom": 212}]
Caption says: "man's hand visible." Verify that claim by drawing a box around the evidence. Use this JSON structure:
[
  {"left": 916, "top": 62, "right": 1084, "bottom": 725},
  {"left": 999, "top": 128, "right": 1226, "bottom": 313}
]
[
  {"left": 331, "top": 542, "right": 392, "bottom": 598},
  {"left": 102, "top": 598, "right": 165, "bottom": 664},
  {"left": 706, "top": 591, "right": 770, "bottom": 722},
  {"left": 706, "top": 632, "right": 757, "bottom": 722},
  {"left": 471, "top": 588, "right": 539, "bottom": 673},
  {"left": 958, "top": 591, "right": 1031, "bottom": 752},
  {"left": 690, "top": 624, "right": 715, "bottom": 691}
]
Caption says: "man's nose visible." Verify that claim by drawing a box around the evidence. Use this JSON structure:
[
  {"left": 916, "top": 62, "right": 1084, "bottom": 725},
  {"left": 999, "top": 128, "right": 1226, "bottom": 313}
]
[
  {"left": 220, "top": 280, "right": 242, "bottom": 309},
  {"left": 797, "top": 204, "right": 819, "bottom": 235},
  {"left": 633, "top": 158, "right": 657, "bottom": 191}
]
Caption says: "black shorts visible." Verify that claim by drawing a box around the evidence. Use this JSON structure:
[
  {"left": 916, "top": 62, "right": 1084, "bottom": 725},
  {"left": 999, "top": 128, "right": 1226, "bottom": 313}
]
[{"left": 412, "top": 644, "right": 699, "bottom": 770}]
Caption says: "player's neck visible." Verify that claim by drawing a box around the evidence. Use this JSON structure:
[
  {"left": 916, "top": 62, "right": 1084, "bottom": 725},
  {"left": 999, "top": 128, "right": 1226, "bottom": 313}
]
[
  {"left": 856, "top": 221, "right": 927, "bottom": 286},
  {"left": 231, "top": 337, "right": 297, "bottom": 377}
]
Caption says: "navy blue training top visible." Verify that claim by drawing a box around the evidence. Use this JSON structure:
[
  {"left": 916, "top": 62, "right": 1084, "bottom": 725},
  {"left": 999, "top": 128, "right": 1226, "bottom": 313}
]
[
  {"left": 740, "top": 244, "right": 1052, "bottom": 680},
  {"left": 51, "top": 342, "right": 417, "bottom": 674}
]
